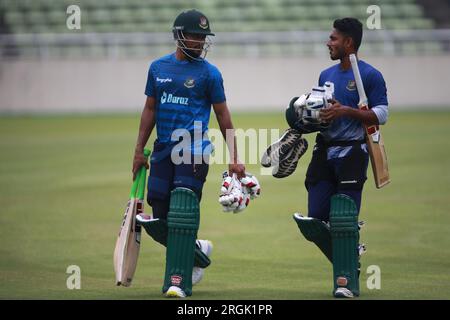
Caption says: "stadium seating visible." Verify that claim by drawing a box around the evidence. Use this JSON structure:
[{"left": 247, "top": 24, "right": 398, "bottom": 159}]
[
  {"left": 0, "top": 0, "right": 444, "bottom": 57},
  {"left": 0, "top": 0, "right": 436, "bottom": 34}
]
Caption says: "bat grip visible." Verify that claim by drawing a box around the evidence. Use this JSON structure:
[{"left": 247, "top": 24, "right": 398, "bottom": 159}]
[
  {"left": 136, "top": 166, "right": 147, "bottom": 200},
  {"left": 136, "top": 149, "right": 151, "bottom": 200},
  {"left": 129, "top": 149, "right": 151, "bottom": 199},
  {"left": 130, "top": 169, "right": 142, "bottom": 199}
]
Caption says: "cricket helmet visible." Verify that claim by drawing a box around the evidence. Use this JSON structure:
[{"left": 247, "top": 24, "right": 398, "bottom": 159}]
[
  {"left": 172, "top": 9, "right": 214, "bottom": 61},
  {"left": 285, "top": 89, "right": 331, "bottom": 134}
]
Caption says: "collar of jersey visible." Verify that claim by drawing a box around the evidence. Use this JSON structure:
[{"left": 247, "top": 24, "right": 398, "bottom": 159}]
[{"left": 171, "top": 52, "right": 194, "bottom": 65}]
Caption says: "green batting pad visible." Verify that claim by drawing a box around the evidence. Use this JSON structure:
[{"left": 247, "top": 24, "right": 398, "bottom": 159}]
[
  {"left": 293, "top": 214, "right": 332, "bottom": 263},
  {"left": 163, "top": 188, "right": 200, "bottom": 296},
  {"left": 330, "top": 194, "right": 360, "bottom": 297},
  {"left": 139, "top": 218, "right": 210, "bottom": 268}
]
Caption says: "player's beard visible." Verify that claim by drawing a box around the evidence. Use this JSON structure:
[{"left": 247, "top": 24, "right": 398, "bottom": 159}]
[
  {"left": 329, "top": 46, "right": 345, "bottom": 61},
  {"left": 182, "top": 47, "right": 202, "bottom": 60},
  {"left": 177, "top": 39, "right": 204, "bottom": 61}
]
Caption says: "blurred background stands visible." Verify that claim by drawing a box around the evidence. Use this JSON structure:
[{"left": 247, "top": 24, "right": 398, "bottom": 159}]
[{"left": 0, "top": 0, "right": 449, "bottom": 59}]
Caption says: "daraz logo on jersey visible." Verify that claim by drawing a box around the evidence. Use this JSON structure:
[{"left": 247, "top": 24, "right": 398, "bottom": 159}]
[{"left": 160, "top": 91, "right": 189, "bottom": 106}]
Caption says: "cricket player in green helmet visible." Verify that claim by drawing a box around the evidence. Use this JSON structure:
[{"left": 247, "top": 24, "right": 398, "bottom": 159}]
[{"left": 132, "top": 9, "right": 246, "bottom": 298}]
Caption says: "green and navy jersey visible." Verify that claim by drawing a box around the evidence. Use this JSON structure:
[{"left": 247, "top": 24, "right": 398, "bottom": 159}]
[{"left": 145, "top": 53, "right": 226, "bottom": 152}]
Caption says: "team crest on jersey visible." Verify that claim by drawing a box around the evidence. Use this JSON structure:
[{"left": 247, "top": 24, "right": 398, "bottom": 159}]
[
  {"left": 346, "top": 80, "right": 356, "bottom": 91},
  {"left": 199, "top": 17, "right": 208, "bottom": 29},
  {"left": 184, "top": 78, "right": 195, "bottom": 88}
]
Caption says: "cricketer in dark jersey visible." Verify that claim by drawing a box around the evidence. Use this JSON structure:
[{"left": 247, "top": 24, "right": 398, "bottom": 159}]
[
  {"left": 294, "top": 18, "right": 389, "bottom": 299},
  {"left": 307, "top": 59, "right": 388, "bottom": 220}
]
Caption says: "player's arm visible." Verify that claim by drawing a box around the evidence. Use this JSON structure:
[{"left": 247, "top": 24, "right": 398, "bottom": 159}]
[
  {"left": 213, "top": 101, "right": 245, "bottom": 178},
  {"left": 320, "top": 100, "right": 380, "bottom": 126},
  {"left": 132, "top": 96, "right": 156, "bottom": 179}
]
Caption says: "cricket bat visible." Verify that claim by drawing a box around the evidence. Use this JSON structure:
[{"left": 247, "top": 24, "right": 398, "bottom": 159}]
[
  {"left": 349, "top": 54, "right": 390, "bottom": 189},
  {"left": 113, "top": 149, "right": 151, "bottom": 286}
]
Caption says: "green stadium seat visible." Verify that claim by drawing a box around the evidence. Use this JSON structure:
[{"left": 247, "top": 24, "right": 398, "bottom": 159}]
[
  {"left": 0, "top": 0, "right": 16, "bottom": 10},
  {"left": 134, "top": 8, "right": 153, "bottom": 23},
  {"left": 264, "top": 6, "right": 285, "bottom": 21},
  {"left": 241, "top": 6, "right": 264, "bottom": 21},
  {"left": 283, "top": 6, "right": 309, "bottom": 20},
  {"left": 92, "top": 22, "right": 116, "bottom": 33},
  {"left": 219, "top": 7, "right": 244, "bottom": 22},
  {"left": 398, "top": 4, "right": 423, "bottom": 18},
  {"left": 377, "top": 4, "right": 400, "bottom": 19},
  {"left": 111, "top": 8, "right": 134, "bottom": 24},
  {"left": 9, "top": 24, "right": 27, "bottom": 34},
  {"left": 47, "top": 10, "right": 65, "bottom": 25},
  {"left": 14, "top": 0, "right": 37, "bottom": 11},
  {"left": 310, "top": 5, "right": 333, "bottom": 20},
  {"left": 382, "top": 18, "right": 410, "bottom": 30},
  {"left": 27, "top": 11, "right": 47, "bottom": 25},
  {"left": 153, "top": 7, "right": 175, "bottom": 23},
  {"left": 104, "top": 0, "right": 126, "bottom": 10},
  {"left": 30, "top": 23, "right": 52, "bottom": 33},
  {"left": 39, "top": 0, "right": 64, "bottom": 10},
  {"left": 4, "top": 11, "right": 24, "bottom": 27},
  {"left": 118, "top": 23, "right": 141, "bottom": 33},
  {"left": 412, "top": 18, "right": 434, "bottom": 29},
  {"left": 89, "top": 9, "right": 112, "bottom": 24},
  {"left": 333, "top": 5, "right": 355, "bottom": 19},
  {"left": 144, "top": 22, "right": 169, "bottom": 33}
]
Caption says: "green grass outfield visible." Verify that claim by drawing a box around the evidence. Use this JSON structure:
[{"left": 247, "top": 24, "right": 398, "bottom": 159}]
[{"left": 1, "top": 111, "right": 450, "bottom": 300}]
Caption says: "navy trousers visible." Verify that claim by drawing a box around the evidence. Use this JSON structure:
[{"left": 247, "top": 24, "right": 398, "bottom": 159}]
[
  {"left": 146, "top": 142, "right": 209, "bottom": 220},
  {"left": 305, "top": 142, "right": 369, "bottom": 222}
]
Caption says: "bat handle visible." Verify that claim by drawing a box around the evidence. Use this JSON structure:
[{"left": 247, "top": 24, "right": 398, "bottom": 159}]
[
  {"left": 136, "top": 166, "right": 147, "bottom": 200},
  {"left": 136, "top": 149, "right": 151, "bottom": 200},
  {"left": 130, "top": 150, "right": 151, "bottom": 199},
  {"left": 130, "top": 170, "right": 142, "bottom": 199}
]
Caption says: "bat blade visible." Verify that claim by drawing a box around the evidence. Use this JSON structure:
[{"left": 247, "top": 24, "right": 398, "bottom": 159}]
[
  {"left": 120, "top": 199, "right": 143, "bottom": 287},
  {"left": 113, "top": 149, "right": 150, "bottom": 286},
  {"left": 349, "top": 54, "right": 390, "bottom": 189},
  {"left": 113, "top": 198, "right": 138, "bottom": 286},
  {"left": 367, "top": 133, "right": 390, "bottom": 188}
]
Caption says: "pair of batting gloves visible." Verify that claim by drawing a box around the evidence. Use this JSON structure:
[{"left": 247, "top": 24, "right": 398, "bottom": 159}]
[{"left": 218, "top": 171, "right": 261, "bottom": 213}]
